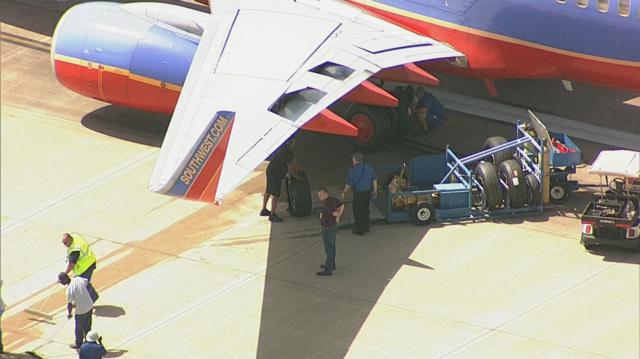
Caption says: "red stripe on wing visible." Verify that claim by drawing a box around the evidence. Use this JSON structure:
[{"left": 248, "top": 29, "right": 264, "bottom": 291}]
[{"left": 184, "top": 120, "right": 235, "bottom": 202}]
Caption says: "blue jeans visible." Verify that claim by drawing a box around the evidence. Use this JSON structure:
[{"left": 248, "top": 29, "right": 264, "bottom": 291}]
[
  {"left": 75, "top": 309, "right": 93, "bottom": 347},
  {"left": 322, "top": 225, "right": 337, "bottom": 271}
]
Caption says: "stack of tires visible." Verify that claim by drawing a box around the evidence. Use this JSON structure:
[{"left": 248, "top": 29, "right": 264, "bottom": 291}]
[{"left": 474, "top": 136, "right": 540, "bottom": 210}]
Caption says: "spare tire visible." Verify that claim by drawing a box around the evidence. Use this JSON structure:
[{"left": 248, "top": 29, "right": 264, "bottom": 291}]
[
  {"left": 499, "top": 159, "right": 527, "bottom": 208},
  {"left": 525, "top": 173, "right": 541, "bottom": 207},
  {"left": 474, "top": 162, "right": 502, "bottom": 209},
  {"left": 286, "top": 171, "right": 312, "bottom": 217},
  {"left": 484, "top": 136, "right": 512, "bottom": 164}
]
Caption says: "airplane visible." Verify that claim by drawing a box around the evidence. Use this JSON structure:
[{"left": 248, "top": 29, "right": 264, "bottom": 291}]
[
  {"left": 50, "top": 0, "right": 639, "bottom": 205},
  {"left": 190, "top": 0, "right": 640, "bottom": 95}
]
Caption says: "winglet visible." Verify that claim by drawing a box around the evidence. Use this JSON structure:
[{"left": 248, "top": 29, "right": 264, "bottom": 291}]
[{"left": 165, "top": 111, "right": 235, "bottom": 202}]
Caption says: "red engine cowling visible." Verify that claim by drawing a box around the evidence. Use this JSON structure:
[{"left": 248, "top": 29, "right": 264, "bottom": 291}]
[{"left": 51, "top": 2, "right": 205, "bottom": 114}]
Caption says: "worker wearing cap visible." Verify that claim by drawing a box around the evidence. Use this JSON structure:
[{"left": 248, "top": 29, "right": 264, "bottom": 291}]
[
  {"left": 341, "top": 152, "right": 377, "bottom": 235},
  {"left": 59, "top": 272, "right": 94, "bottom": 350},
  {"left": 80, "top": 330, "right": 107, "bottom": 359},
  {"left": 61, "top": 233, "right": 98, "bottom": 301}
]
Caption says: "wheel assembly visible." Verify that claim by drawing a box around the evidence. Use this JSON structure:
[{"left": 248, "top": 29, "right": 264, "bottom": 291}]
[
  {"left": 474, "top": 161, "right": 502, "bottom": 209},
  {"left": 345, "top": 104, "right": 390, "bottom": 150},
  {"left": 525, "top": 173, "right": 541, "bottom": 207},
  {"left": 484, "top": 136, "right": 513, "bottom": 164},
  {"left": 285, "top": 171, "right": 312, "bottom": 217},
  {"left": 409, "top": 202, "right": 435, "bottom": 225},
  {"left": 549, "top": 180, "right": 569, "bottom": 203},
  {"left": 499, "top": 159, "right": 527, "bottom": 208}
]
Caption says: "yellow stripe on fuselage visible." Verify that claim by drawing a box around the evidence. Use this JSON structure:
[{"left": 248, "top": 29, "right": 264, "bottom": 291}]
[{"left": 349, "top": 0, "right": 640, "bottom": 68}]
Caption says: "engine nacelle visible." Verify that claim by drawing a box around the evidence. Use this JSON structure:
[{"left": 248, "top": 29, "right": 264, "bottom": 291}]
[{"left": 51, "top": 2, "right": 205, "bottom": 114}]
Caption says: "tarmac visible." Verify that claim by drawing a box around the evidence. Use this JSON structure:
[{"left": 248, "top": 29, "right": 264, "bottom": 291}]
[{"left": 1, "top": 1, "right": 639, "bottom": 358}]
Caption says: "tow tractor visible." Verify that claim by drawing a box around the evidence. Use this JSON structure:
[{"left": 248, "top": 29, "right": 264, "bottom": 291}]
[
  {"left": 375, "top": 111, "right": 581, "bottom": 224},
  {"left": 580, "top": 150, "right": 640, "bottom": 251}
]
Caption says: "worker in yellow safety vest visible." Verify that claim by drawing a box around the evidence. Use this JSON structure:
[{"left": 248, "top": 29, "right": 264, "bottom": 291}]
[{"left": 62, "top": 233, "right": 99, "bottom": 301}]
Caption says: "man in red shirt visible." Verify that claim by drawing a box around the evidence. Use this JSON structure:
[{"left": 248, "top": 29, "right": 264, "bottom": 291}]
[{"left": 316, "top": 188, "right": 344, "bottom": 276}]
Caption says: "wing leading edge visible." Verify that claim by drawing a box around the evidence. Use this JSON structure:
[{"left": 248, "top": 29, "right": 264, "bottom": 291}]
[{"left": 148, "top": 0, "right": 464, "bottom": 204}]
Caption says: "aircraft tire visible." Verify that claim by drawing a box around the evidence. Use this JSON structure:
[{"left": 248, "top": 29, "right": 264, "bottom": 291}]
[
  {"left": 475, "top": 161, "right": 502, "bottom": 210},
  {"left": 286, "top": 171, "right": 312, "bottom": 217},
  {"left": 499, "top": 159, "right": 528, "bottom": 208},
  {"left": 345, "top": 104, "right": 389, "bottom": 150},
  {"left": 484, "top": 136, "right": 513, "bottom": 165},
  {"left": 525, "top": 173, "right": 541, "bottom": 207}
]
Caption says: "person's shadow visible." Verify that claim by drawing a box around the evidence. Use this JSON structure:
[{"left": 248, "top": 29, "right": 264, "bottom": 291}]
[
  {"left": 93, "top": 305, "right": 126, "bottom": 318},
  {"left": 104, "top": 349, "right": 128, "bottom": 358}
]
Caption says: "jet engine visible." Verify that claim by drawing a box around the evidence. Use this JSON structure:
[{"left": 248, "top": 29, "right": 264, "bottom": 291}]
[{"left": 51, "top": 2, "right": 208, "bottom": 114}]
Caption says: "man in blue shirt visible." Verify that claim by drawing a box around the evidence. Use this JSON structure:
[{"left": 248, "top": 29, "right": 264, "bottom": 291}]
[
  {"left": 341, "top": 152, "right": 377, "bottom": 235},
  {"left": 414, "top": 90, "right": 446, "bottom": 134},
  {"left": 80, "top": 330, "right": 107, "bottom": 359}
]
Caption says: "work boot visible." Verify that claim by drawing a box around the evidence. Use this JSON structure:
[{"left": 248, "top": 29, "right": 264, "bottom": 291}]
[
  {"left": 259, "top": 209, "right": 271, "bottom": 217},
  {"left": 269, "top": 214, "right": 283, "bottom": 222},
  {"left": 316, "top": 270, "right": 332, "bottom": 276}
]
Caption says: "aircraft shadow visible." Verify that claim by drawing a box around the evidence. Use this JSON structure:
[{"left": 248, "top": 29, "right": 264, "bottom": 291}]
[
  {"left": 255, "top": 222, "right": 433, "bottom": 359},
  {"left": 81, "top": 105, "right": 170, "bottom": 147},
  {"left": 253, "top": 132, "right": 435, "bottom": 359}
]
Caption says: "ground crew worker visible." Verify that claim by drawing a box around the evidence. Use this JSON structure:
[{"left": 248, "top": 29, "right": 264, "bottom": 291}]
[
  {"left": 414, "top": 90, "right": 447, "bottom": 134},
  {"left": 61, "top": 233, "right": 98, "bottom": 301},
  {"left": 58, "top": 272, "right": 94, "bottom": 350},
  {"left": 341, "top": 153, "right": 377, "bottom": 235},
  {"left": 80, "top": 330, "right": 107, "bottom": 359},
  {"left": 260, "top": 138, "right": 299, "bottom": 222},
  {"left": 316, "top": 188, "right": 344, "bottom": 276}
]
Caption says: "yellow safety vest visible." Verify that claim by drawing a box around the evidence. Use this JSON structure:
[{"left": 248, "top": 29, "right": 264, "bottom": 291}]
[{"left": 66, "top": 233, "right": 96, "bottom": 276}]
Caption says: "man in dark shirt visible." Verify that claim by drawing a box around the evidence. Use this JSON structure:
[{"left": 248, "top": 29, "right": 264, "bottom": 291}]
[
  {"left": 317, "top": 188, "right": 344, "bottom": 276},
  {"left": 414, "top": 91, "right": 446, "bottom": 134},
  {"left": 341, "top": 152, "right": 377, "bottom": 235},
  {"left": 261, "top": 138, "right": 297, "bottom": 222},
  {"left": 80, "top": 330, "right": 107, "bottom": 359}
]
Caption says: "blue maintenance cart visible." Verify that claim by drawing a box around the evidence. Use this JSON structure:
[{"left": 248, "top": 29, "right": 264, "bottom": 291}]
[
  {"left": 375, "top": 112, "right": 581, "bottom": 225},
  {"left": 527, "top": 110, "right": 582, "bottom": 203}
]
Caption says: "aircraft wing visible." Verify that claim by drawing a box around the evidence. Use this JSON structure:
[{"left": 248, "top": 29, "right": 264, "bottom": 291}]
[{"left": 148, "top": 0, "right": 463, "bottom": 203}]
